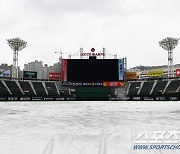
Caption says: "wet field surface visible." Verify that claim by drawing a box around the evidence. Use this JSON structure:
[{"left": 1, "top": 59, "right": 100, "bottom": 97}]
[{"left": 0, "top": 101, "right": 180, "bottom": 154}]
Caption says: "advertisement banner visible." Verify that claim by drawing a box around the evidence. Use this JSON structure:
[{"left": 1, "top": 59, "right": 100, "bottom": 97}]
[
  {"left": 148, "top": 70, "right": 163, "bottom": 77},
  {"left": 126, "top": 72, "right": 137, "bottom": 80},
  {"left": 103, "top": 81, "right": 125, "bottom": 87},
  {"left": 23, "top": 71, "right": 37, "bottom": 79},
  {"left": 176, "top": 69, "right": 180, "bottom": 77},
  {"left": 49, "top": 72, "right": 60, "bottom": 80},
  {"left": 0, "top": 69, "right": 10, "bottom": 77},
  {"left": 61, "top": 59, "right": 67, "bottom": 82},
  {"left": 61, "top": 82, "right": 103, "bottom": 87},
  {"left": 80, "top": 53, "right": 105, "bottom": 56},
  {"left": 118, "top": 58, "right": 124, "bottom": 81}
]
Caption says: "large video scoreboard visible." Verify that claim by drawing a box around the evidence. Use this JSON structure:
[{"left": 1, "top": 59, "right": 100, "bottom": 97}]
[{"left": 61, "top": 58, "right": 125, "bottom": 86}]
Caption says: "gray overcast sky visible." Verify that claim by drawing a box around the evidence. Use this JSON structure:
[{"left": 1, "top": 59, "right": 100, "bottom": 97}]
[{"left": 0, "top": 0, "right": 180, "bottom": 69}]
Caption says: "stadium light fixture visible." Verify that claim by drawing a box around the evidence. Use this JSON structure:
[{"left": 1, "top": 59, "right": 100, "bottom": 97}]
[
  {"left": 7, "top": 38, "right": 27, "bottom": 79},
  {"left": 159, "top": 37, "right": 179, "bottom": 78}
]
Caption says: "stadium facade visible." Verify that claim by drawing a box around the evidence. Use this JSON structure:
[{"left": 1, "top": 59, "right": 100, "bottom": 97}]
[
  {"left": 0, "top": 48, "right": 127, "bottom": 101},
  {"left": 1, "top": 47, "right": 180, "bottom": 101}
]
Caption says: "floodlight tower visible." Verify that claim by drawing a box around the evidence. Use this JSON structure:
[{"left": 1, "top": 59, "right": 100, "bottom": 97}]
[
  {"left": 7, "top": 38, "right": 27, "bottom": 79},
  {"left": 159, "top": 37, "right": 179, "bottom": 78}
]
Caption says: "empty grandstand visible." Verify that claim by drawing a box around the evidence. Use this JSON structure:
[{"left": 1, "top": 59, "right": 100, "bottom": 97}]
[
  {"left": 32, "top": 82, "right": 47, "bottom": 96},
  {"left": 1, "top": 78, "right": 180, "bottom": 101},
  {"left": 164, "top": 80, "right": 180, "bottom": 96},
  {"left": 0, "top": 79, "right": 75, "bottom": 101},
  {"left": 45, "top": 82, "right": 59, "bottom": 96},
  {"left": 18, "top": 81, "right": 35, "bottom": 95},
  {"left": 126, "top": 82, "right": 141, "bottom": 96},
  {"left": 5, "top": 81, "right": 23, "bottom": 96},
  {"left": 151, "top": 80, "right": 168, "bottom": 96},
  {"left": 0, "top": 80, "right": 10, "bottom": 96},
  {"left": 126, "top": 79, "right": 180, "bottom": 101},
  {"left": 139, "top": 81, "right": 154, "bottom": 96}
]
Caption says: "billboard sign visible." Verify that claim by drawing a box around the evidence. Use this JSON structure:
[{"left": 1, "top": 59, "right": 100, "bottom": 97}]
[
  {"left": 61, "top": 81, "right": 125, "bottom": 87},
  {"left": 103, "top": 81, "right": 125, "bottom": 87},
  {"left": 80, "top": 53, "right": 105, "bottom": 57},
  {"left": 66, "top": 59, "right": 119, "bottom": 82},
  {"left": 126, "top": 72, "right": 137, "bottom": 80},
  {"left": 23, "top": 71, "right": 37, "bottom": 79},
  {"left": 61, "top": 82, "right": 103, "bottom": 86},
  {"left": 148, "top": 70, "right": 163, "bottom": 77},
  {"left": 118, "top": 58, "right": 124, "bottom": 81},
  {"left": 49, "top": 72, "right": 60, "bottom": 80},
  {"left": 61, "top": 59, "right": 67, "bottom": 82},
  {"left": 80, "top": 48, "right": 105, "bottom": 57},
  {"left": 176, "top": 69, "right": 180, "bottom": 77},
  {"left": 0, "top": 69, "right": 10, "bottom": 77}
]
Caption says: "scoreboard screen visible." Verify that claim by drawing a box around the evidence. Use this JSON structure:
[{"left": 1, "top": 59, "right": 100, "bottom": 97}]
[{"left": 62, "top": 59, "right": 120, "bottom": 82}]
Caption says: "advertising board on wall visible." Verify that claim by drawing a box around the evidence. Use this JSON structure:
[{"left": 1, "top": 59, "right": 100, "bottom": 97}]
[
  {"left": 118, "top": 58, "right": 124, "bottom": 81},
  {"left": 103, "top": 81, "right": 125, "bottom": 87},
  {"left": 0, "top": 69, "right": 10, "bottom": 77},
  {"left": 148, "top": 70, "right": 163, "bottom": 77},
  {"left": 23, "top": 71, "right": 37, "bottom": 79},
  {"left": 176, "top": 69, "right": 180, "bottom": 77},
  {"left": 80, "top": 48, "right": 105, "bottom": 57},
  {"left": 126, "top": 72, "right": 137, "bottom": 80},
  {"left": 62, "top": 81, "right": 125, "bottom": 87},
  {"left": 49, "top": 72, "right": 60, "bottom": 80},
  {"left": 61, "top": 82, "right": 103, "bottom": 86},
  {"left": 61, "top": 59, "right": 67, "bottom": 82}
]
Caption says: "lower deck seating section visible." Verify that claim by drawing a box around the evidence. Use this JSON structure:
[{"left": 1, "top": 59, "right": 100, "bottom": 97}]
[
  {"left": 151, "top": 80, "right": 168, "bottom": 95},
  {"left": 164, "top": 80, "right": 180, "bottom": 95},
  {"left": 5, "top": 80, "right": 23, "bottom": 95},
  {"left": 139, "top": 81, "right": 154, "bottom": 96},
  {"left": 0, "top": 80, "right": 10, "bottom": 95},
  {"left": 127, "top": 82, "right": 141, "bottom": 96},
  {"left": 32, "top": 82, "right": 47, "bottom": 95},
  {"left": 18, "top": 81, "right": 35, "bottom": 95},
  {"left": 45, "top": 82, "right": 58, "bottom": 95}
]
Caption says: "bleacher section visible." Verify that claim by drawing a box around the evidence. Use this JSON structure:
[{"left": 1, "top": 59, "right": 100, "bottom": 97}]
[
  {"left": 18, "top": 81, "right": 35, "bottom": 95},
  {"left": 151, "top": 80, "right": 168, "bottom": 96},
  {"left": 0, "top": 80, "right": 10, "bottom": 95},
  {"left": 139, "top": 81, "right": 154, "bottom": 96},
  {"left": 1, "top": 78, "right": 180, "bottom": 101},
  {"left": 127, "top": 82, "right": 141, "bottom": 96},
  {"left": 5, "top": 80, "right": 23, "bottom": 95},
  {"left": 32, "top": 82, "right": 47, "bottom": 95},
  {"left": 45, "top": 82, "right": 58, "bottom": 95},
  {"left": 164, "top": 80, "right": 180, "bottom": 95}
]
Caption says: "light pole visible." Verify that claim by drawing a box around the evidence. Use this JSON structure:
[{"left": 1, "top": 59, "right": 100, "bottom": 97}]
[
  {"left": 159, "top": 37, "right": 179, "bottom": 78},
  {"left": 7, "top": 38, "right": 27, "bottom": 79}
]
